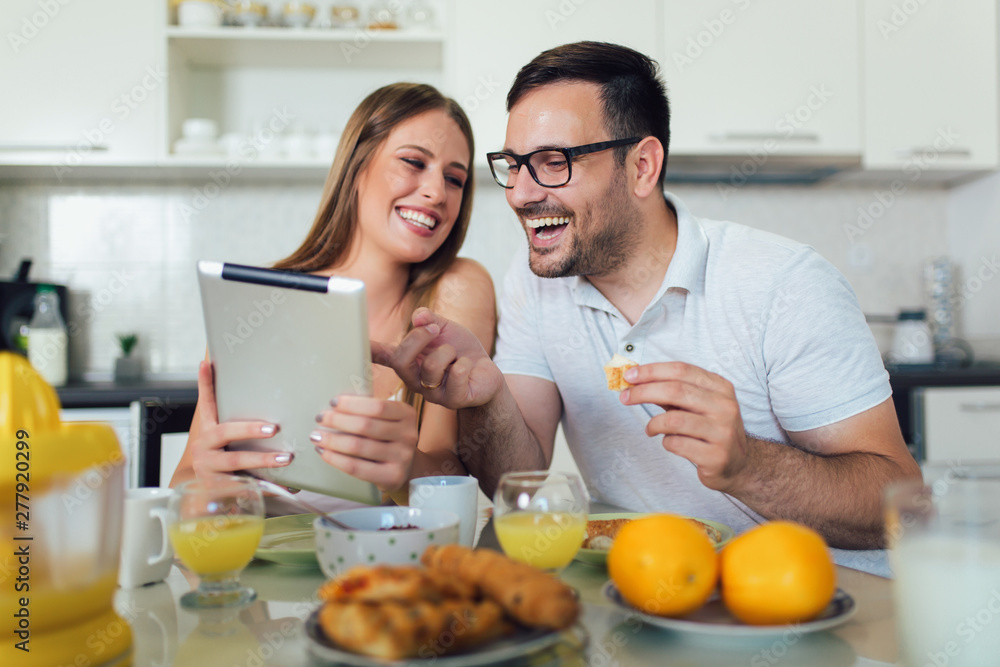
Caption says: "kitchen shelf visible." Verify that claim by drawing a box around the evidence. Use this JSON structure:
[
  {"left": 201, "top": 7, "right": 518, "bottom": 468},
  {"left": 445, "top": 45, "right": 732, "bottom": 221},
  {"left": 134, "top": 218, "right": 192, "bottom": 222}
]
[{"left": 166, "top": 26, "right": 444, "bottom": 68}]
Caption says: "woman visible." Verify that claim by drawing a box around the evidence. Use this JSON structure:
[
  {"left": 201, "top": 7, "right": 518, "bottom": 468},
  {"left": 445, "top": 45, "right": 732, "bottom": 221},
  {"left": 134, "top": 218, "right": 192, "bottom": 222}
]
[{"left": 170, "top": 83, "right": 496, "bottom": 508}]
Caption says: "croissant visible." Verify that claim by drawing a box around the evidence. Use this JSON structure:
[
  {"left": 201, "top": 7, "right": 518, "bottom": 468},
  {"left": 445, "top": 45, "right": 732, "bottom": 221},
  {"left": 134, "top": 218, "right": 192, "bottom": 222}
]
[
  {"left": 422, "top": 544, "right": 579, "bottom": 630},
  {"left": 318, "top": 564, "right": 475, "bottom": 604}
]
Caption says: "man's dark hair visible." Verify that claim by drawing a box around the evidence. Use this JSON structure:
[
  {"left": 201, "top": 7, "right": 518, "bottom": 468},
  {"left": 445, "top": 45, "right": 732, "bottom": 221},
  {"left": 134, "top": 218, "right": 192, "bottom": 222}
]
[{"left": 507, "top": 41, "right": 670, "bottom": 186}]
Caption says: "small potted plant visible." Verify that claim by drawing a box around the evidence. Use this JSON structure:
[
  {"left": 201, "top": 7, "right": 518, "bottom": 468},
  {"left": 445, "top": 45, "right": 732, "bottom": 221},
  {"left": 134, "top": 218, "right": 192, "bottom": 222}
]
[{"left": 114, "top": 332, "right": 142, "bottom": 383}]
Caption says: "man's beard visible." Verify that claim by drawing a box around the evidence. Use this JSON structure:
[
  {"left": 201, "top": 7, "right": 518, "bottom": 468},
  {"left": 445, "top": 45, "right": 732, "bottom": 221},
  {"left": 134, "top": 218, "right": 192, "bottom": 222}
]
[{"left": 522, "top": 167, "right": 642, "bottom": 279}]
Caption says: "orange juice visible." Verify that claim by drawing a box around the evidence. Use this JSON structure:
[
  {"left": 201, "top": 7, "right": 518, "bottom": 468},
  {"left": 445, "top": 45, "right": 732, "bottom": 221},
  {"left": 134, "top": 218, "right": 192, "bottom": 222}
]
[
  {"left": 169, "top": 515, "right": 264, "bottom": 576},
  {"left": 495, "top": 511, "right": 586, "bottom": 570}
]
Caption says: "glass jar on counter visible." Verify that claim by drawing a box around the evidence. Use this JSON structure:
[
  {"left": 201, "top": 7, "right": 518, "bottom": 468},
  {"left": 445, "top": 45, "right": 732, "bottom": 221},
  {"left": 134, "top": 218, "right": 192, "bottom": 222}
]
[
  {"left": 27, "top": 285, "right": 68, "bottom": 387},
  {"left": 329, "top": 3, "right": 360, "bottom": 28},
  {"left": 367, "top": 0, "right": 399, "bottom": 30}
]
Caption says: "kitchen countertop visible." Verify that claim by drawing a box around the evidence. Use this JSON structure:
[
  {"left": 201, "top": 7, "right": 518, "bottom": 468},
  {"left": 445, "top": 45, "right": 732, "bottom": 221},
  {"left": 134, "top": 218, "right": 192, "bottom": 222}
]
[
  {"left": 887, "top": 360, "right": 1000, "bottom": 387},
  {"left": 53, "top": 362, "right": 1000, "bottom": 419},
  {"left": 57, "top": 379, "right": 198, "bottom": 409}
]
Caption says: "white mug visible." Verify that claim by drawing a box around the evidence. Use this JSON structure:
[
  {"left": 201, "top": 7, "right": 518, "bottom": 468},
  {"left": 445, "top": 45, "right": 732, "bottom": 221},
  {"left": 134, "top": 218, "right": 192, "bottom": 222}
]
[
  {"left": 409, "top": 476, "right": 479, "bottom": 547},
  {"left": 119, "top": 487, "right": 174, "bottom": 588}
]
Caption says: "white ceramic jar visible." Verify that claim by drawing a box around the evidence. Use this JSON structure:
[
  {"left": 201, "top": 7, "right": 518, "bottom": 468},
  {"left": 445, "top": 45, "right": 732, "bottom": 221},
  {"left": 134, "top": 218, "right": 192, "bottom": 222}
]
[
  {"left": 890, "top": 310, "right": 935, "bottom": 365},
  {"left": 177, "top": 1, "right": 224, "bottom": 28}
]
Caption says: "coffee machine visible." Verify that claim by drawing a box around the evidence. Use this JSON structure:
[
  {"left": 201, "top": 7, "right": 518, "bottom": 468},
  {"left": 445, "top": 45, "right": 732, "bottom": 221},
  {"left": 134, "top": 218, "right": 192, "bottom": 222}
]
[{"left": 0, "top": 260, "right": 69, "bottom": 352}]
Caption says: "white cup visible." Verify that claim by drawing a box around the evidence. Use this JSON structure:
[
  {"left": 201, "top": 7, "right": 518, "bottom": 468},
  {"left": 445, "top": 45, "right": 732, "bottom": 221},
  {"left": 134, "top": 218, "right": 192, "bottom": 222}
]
[
  {"left": 119, "top": 487, "right": 174, "bottom": 588},
  {"left": 177, "top": 0, "right": 224, "bottom": 28},
  {"left": 409, "top": 476, "right": 479, "bottom": 547}
]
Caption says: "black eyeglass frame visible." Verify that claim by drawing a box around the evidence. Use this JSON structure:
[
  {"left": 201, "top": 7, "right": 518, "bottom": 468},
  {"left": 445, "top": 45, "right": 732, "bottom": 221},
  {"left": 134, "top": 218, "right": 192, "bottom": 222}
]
[{"left": 486, "top": 137, "right": 642, "bottom": 189}]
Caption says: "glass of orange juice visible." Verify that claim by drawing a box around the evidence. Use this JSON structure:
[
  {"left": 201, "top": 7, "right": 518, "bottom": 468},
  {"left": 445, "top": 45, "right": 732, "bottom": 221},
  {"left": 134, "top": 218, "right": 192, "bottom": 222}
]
[
  {"left": 493, "top": 471, "right": 588, "bottom": 571},
  {"left": 167, "top": 475, "right": 265, "bottom": 609}
]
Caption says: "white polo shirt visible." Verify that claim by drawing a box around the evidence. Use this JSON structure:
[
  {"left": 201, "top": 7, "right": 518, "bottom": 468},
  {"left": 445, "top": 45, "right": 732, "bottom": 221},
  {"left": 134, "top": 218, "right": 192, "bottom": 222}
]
[{"left": 493, "top": 192, "right": 893, "bottom": 576}]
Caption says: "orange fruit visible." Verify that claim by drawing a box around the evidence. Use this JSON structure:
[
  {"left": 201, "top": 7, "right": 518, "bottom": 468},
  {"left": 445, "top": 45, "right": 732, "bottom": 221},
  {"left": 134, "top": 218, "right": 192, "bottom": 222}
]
[
  {"left": 607, "top": 514, "right": 719, "bottom": 617},
  {"left": 720, "top": 521, "right": 836, "bottom": 625}
]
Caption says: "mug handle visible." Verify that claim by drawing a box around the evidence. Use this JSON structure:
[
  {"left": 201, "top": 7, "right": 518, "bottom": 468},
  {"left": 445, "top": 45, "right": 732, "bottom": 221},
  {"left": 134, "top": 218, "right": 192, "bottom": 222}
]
[{"left": 148, "top": 507, "right": 172, "bottom": 567}]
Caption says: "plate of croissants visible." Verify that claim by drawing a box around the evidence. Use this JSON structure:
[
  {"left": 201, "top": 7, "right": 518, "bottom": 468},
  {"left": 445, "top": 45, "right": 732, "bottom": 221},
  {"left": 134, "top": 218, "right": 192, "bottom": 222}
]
[{"left": 306, "top": 544, "right": 587, "bottom": 665}]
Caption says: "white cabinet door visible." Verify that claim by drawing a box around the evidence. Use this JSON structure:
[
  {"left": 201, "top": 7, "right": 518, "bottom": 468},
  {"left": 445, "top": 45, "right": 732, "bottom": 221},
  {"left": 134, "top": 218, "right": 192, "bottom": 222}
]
[
  {"left": 863, "top": 0, "right": 998, "bottom": 171},
  {"left": 662, "top": 1, "right": 860, "bottom": 157},
  {"left": 918, "top": 387, "right": 1000, "bottom": 462},
  {"left": 446, "top": 0, "right": 661, "bottom": 165},
  {"left": 0, "top": 0, "right": 161, "bottom": 170}
]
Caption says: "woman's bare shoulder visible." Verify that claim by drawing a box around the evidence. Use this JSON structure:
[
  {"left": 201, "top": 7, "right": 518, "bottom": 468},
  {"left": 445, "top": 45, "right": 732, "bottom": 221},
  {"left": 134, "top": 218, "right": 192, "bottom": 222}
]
[
  {"left": 432, "top": 258, "right": 496, "bottom": 315},
  {"left": 432, "top": 258, "right": 496, "bottom": 346}
]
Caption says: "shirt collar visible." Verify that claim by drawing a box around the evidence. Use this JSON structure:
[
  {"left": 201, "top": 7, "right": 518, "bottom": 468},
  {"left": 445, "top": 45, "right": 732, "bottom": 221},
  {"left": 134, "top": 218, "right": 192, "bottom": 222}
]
[{"left": 570, "top": 191, "right": 709, "bottom": 312}]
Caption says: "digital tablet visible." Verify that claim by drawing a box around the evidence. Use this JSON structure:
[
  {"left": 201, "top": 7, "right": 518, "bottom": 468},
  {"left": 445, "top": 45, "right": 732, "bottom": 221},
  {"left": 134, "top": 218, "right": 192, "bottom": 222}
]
[{"left": 197, "top": 260, "right": 381, "bottom": 505}]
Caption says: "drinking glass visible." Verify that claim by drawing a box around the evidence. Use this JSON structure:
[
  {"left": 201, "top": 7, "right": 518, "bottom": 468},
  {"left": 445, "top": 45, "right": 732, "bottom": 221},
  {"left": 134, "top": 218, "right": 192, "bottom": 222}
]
[
  {"left": 885, "top": 461, "right": 1000, "bottom": 667},
  {"left": 168, "top": 475, "right": 265, "bottom": 609},
  {"left": 493, "top": 471, "right": 588, "bottom": 571}
]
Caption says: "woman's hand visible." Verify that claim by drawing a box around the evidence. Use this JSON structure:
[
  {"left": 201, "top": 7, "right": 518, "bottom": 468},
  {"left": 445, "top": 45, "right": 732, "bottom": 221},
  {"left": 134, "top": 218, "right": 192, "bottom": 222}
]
[
  {"left": 184, "top": 360, "right": 292, "bottom": 480},
  {"left": 311, "top": 395, "right": 419, "bottom": 493}
]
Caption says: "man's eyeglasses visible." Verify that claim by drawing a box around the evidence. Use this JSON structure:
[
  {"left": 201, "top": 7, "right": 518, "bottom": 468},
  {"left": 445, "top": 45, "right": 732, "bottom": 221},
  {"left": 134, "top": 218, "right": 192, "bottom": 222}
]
[{"left": 486, "top": 137, "right": 642, "bottom": 189}]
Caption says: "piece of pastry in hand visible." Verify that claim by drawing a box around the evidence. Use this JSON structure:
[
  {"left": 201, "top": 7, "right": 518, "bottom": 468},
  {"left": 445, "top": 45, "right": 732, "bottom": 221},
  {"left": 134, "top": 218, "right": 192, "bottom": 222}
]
[{"left": 604, "top": 353, "right": 638, "bottom": 391}]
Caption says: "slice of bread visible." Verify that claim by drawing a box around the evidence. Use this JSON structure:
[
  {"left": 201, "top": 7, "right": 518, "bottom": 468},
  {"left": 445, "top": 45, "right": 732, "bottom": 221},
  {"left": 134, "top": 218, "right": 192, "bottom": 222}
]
[{"left": 604, "top": 353, "right": 637, "bottom": 392}]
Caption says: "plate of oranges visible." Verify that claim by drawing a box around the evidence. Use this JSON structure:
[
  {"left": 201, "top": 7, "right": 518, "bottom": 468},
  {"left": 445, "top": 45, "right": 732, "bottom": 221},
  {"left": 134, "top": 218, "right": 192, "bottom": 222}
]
[{"left": 602, "top": 514, "right": 857, "bottom": 637}]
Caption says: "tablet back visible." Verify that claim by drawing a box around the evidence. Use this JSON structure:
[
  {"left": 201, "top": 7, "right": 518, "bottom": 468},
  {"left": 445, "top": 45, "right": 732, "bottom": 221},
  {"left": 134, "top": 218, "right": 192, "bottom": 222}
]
[{"left": 197, "top": 260, "right": 380, "bottom": 505}]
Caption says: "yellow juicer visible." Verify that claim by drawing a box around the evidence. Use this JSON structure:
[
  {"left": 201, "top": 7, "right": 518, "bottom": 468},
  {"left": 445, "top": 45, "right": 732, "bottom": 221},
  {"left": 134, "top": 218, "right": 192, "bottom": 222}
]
[{"left": 0, "top": 351, "right": 132, "bottom": 666}]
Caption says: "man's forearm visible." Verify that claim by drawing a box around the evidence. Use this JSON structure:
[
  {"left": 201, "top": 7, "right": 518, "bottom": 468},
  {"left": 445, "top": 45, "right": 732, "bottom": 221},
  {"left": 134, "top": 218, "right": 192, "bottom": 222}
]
[
  {"left": 455, "top": 383, "right": 546, "bottom": 497},
  {"left": 733, "top": 438, "right": 907, "bottom": 549}
]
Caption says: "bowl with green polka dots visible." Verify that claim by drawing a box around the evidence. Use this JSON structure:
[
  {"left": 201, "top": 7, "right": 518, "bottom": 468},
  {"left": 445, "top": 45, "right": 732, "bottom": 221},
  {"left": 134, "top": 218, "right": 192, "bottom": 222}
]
[{"left": 313, "top": 506, "right": 460, "bottom": 578}]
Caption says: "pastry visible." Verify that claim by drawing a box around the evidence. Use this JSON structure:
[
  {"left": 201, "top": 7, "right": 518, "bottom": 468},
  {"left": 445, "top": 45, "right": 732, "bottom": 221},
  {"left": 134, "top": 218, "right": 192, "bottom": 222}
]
[
  {"left": 314, "top": 546, "right": 575, "bottom": 661},
  {"left": 582, "top": 516, "right": 723, "bottom": 550},
  {"left": 317, "top": 564, "right": 473, "bottom": 604},
  {"left": 421, "top": 544, "right": 579, "bottom": 630},
  {"left": 604, "top": 353, "right": 638, "bottom": 391},
  {"left": 582, "top": 517, "right": 633, "bottom": 549},
  {"left": 318, "top": 598, "right": 506, "bottom": 660}
]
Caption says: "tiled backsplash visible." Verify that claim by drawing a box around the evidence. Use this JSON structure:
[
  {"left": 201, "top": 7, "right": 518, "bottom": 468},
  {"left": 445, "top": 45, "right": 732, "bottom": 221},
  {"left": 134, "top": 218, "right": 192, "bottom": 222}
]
[{"left": 0, "top": 178, "right": 962, "bottom": 378}]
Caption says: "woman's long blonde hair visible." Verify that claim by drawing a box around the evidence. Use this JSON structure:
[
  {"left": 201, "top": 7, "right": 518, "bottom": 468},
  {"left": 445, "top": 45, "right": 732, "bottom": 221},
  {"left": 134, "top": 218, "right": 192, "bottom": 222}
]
[{"left": 274, "top": 83, "right": 476, "bottom": 416}]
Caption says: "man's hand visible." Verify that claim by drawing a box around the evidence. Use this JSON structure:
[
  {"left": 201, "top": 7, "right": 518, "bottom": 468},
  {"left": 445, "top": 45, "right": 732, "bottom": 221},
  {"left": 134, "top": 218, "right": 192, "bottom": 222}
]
[
  {"left": 371, "top": 307, "right": 504, "bottom": 410},
  {"left": 620, "top": 361, "right": 750, "bottom": 493}
]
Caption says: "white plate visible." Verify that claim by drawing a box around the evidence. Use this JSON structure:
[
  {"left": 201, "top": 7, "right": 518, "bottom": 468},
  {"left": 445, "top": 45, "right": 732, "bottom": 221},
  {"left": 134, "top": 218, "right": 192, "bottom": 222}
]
[
  {"left": 602, "top": 581, "right": 857, "bottom": 639},
  {"left": 253, "top": 514, "right": 319, "bottom": 567},
  {"left": 304, "top": 608, "right": 587, "bottom": 666}
]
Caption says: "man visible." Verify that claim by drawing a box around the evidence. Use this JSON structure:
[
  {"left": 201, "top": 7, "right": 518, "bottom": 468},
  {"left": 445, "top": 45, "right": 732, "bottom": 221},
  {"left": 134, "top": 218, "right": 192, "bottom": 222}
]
[{"left": 379, "top": 42, "right": 920, "bottom": 576}]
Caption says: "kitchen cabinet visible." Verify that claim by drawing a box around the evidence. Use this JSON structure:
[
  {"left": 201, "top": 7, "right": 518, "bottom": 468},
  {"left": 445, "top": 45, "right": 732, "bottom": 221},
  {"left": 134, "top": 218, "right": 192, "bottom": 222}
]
[
  {"left": 446, "top": 0, "right": 661, "bottom": 166},
  {"left": 888, "top": 363, "right": 1000, "bottom": 460},
  {"left": 662, "top": 1, "right": 861, "bottom": 161},
  {"left": 862, "top": 0, "right": 999, "bottom": 173},
  {"left": 0, "top": 0, "right": 161, "bottom": 170},
  {"left": 3, "top": 1, "right": 998, "bottom": 184},
  {"left": 60, "top": 406, "right": 133, "bottom": 485},
  {"left": 163, "top": 20, "right": 446, "bottom": 172},
  {"left": 56, "top": 380, "right": 198, "bottom": 487},
  {"left": 913, "top": 386, "right": 1000, "bottom": 462}
]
